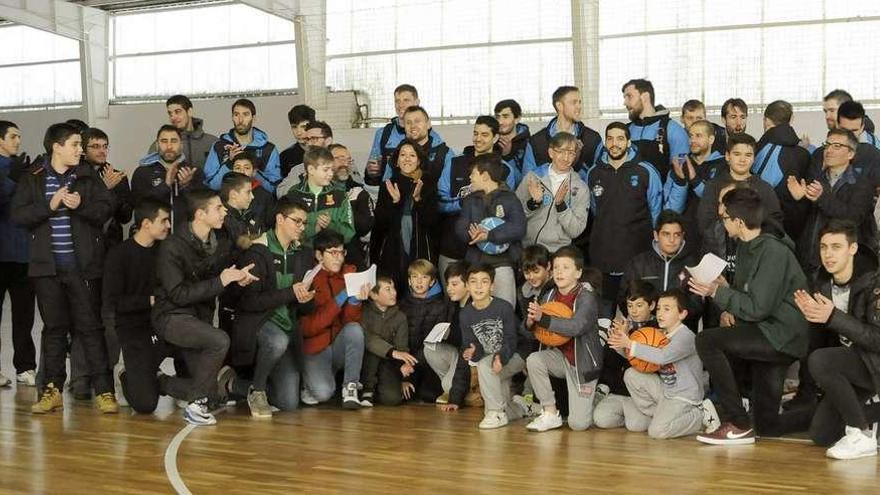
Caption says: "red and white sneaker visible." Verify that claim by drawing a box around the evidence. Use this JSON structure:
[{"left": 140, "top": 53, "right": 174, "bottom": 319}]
[{"left": 696, "top": 422, "right": 755, "bottom": 445}]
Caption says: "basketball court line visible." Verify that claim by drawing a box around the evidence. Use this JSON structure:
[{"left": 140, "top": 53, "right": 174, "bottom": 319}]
[{"left": 164, "top": 407, "right": 228, "bottom": 494}]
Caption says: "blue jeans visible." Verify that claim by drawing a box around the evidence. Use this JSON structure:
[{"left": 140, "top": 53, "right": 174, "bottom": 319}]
[
  {"left": 232, "top": 321, "right": 301, "bottom": 411},
  {"left": 302, "top": 322, "right": 365, "bottom": 402}
]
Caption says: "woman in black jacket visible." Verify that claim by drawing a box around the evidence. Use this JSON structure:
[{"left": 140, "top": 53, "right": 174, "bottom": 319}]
[{"left": 369, "top": 139, "right": 439, "bottom": 291}]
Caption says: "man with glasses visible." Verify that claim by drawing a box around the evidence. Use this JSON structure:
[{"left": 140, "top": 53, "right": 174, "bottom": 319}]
[
  {"left": 82, "top": 128, "right": 132, "bottom": 248},
  {"left": 329, "top": 143, "right": 373, "bottom": 269},
  {"left": 276, "top": 121, "right": 334, "bottom": 198}
]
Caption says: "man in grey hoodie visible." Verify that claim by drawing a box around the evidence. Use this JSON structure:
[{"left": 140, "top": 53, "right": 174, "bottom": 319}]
[{"left": 148, "top": 95, "right": 217, "bottom": 171}]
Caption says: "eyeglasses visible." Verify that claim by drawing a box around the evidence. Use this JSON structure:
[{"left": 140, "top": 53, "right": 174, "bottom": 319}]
[
  {"left": 823, "top": 141, "right": 854, "bottom": 151},
  {"left": 323, "top": 248, "right": 346, "bottom": 257},
  {"left": 305, "top": 135, "right": 328, "bottom": 143},
  {"left": 552, "top": 147, "right": 578, "bottom": 157},
  {"left": 283, "top": 215, "right": 306, "bottom": 226}
]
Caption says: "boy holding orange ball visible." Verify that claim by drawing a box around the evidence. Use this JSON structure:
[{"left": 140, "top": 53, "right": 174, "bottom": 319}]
[
  {"left": 608, "top": 289, "right": 717, "bottom": 438},
  {"left": 524, "top": 246, "right": 604, "bottom": 432}
]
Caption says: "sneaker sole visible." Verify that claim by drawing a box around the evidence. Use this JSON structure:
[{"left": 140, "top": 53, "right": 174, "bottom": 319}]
[
  {"left": 527, "top": 422, "right": 563, "bottom": 432},
  {"left": 250, "top": 411, "right": 273, "bottom": 419},
  {"left": 696, "top": 435, "right": 756, "bottom": 445},
  {"left": 184, "top": 413, "right": 217, "bottom": 426},
  {"left": 342, "top": 400, "right": 363, "bottom": 410},
  {"left": 31, "top": 406, "right": 62, "bottom": 414},
  {"left": 826, "top": 449, "right": 878, "bottom": 460}
]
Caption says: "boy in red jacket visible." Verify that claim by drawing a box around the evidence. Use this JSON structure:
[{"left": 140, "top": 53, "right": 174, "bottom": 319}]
[{"left": 298, "top": 228, "right": 371, "bottom": 408}]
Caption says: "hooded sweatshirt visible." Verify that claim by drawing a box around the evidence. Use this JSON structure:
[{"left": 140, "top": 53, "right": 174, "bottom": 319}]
[
  {"left": 515, "top": 163, "right": 590, "bottom": 253},
  {"left": 203, "top": 127, "right": 281, "bottom": 193},
  {"left": 147, "top": 118, "right": 218, "bottom": 171},
  {"left": 752, "top": 123, "right": 811, "bottom": 240},
  {"left": 628, "top": 106, "right": 690, "bottom": 179}
]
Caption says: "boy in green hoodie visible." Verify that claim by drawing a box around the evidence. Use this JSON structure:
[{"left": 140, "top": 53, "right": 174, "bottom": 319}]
[
  {"left": 283, "top": 147, "right": 355, "bottom": 247},
  {"left": 689, "top": 187, "right": 809, "bottom": 445}
]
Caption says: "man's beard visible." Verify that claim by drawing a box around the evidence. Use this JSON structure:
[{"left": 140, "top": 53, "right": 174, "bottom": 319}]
[
  {"left": 608, "top": 148, "right": 627, "bottom": 161},
  {"left": 235, "top": 124, "right": 252, "bottom": 136},
  {"left": 161, "top": 152, "right": 181, "bottom": 163}
]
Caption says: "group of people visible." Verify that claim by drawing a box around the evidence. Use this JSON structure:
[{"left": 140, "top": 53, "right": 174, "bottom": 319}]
[{"left": 2, "top": 80, "right": 880, "bottom": 462}]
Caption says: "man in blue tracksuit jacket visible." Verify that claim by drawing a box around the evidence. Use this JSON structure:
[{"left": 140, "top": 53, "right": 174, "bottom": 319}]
[
  {"left": 752, "top": 100, "right": 810, "bottom": 241},
  {"left": 494, "top": 99, "right": 531, "bottom": 176},
  {"left": 203, "top": 98, "right": 280, "bottom": 194},
  {"left": 622, "top": 79, "right": 689, "bottom": 179},
  {"left": 522, "top": 86, "right": 603, "bottom": 181},
  {"left": 586, "top": 122, "right": 663, "bottom": 318}
]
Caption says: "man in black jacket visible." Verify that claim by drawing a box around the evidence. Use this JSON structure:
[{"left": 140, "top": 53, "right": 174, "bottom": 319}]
[
  {"left": 330, "top": 143, "right": 373, "bottom": 270},
  {"left": 794, "top": 219, "right": 880, "bottom": 460},
  {"left": 230, "top": 197, "right": 315, "bottom": 418},
  {"left": 494, "top": 99, "right": 531, "bottom": 175},
  {"left": 280, "top": 104, "right": 315, "bottom": 179},
  {"left": 11, "top": 123, "right": 117, "bottom": 415},
  {"left": 152, "top": 188, "right": 257, "bottom": 426}
]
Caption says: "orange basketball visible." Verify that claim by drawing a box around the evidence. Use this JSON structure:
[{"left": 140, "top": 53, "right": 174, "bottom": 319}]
[
  {"left": 627, "top": 327, "right": 669, "bottom": 373},
  {"left": 532, "top": 301, "right": 573, "bottom": 347}
]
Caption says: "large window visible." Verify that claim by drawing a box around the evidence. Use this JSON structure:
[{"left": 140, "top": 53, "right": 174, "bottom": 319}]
[
  {"left": 326, "top": 0, "right": 573, "bottom": 122},
  {"left": 0, "top": 25, "right": 81, "bottom": 109},
  {"left": 110, "top": 2, "right": 297, "bottom": 100},
  {"left": 597, "top": 0, "right": 880, "bottom": 113}
]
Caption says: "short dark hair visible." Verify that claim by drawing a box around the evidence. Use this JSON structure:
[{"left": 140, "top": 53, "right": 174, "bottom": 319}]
[
  {"left": 764, "top": 100, "right": 793, "bottom": 126},
  {"left": 658, "top": 288, "right": 689, "bottom": 313},
  {"left": 231, "top": 150, "right": 257, "bottom": 169},
  {"left": 232, "top": 98, "right": 256, "bottom": 116},
  {"left": 521, "top": 244, "right": 551, "bottom": 272},
  {"left": 394, "top": 84, "right": 418, "bottom": 98},
  {"left": 655, "top": 210, "right": 685, "bottom": 232},
  {"left": 690, "top": 120, "right": 715, "bottom": 136},
  {"left": 681, "top": 99, "right": 705, "bottom": 114},
  {"left": 275, "top": 196, "right": 309, "bottom": 218},
  {"left": 624, "top": 280, "right": 659, "bottom": 305},
  {"left": 819, "top": 218, "right": 858, "bottom": 245},
  {"left": 65, "top": 119, "right": 89, "bottom": 134},
  {"left": 722, "top": 187, "right": 764, "bottom": 229},
  {"left": 304, "top": 147, "right": 335, "bottom": 169},
  {"left": 494, "top": 99, "right": 522, "bottom": 119},
  {"left": 166, "top": 95, "right": 193, "bottom": 110},
  {"left": 726, "top": 132, "right": 757, "bottom": 153},
  {"left": 0, "top": 121, "right": 18, "bottom": 140},
  {"left": 471, "top": 153, "right": 507, "bottom": 184},
  {"left": 827, "top": 128, "right": 859, "bottom": 151},
  {"left": 82, "top": 127, "right": 108, "bottom": 147},
  {"left": 327, "top": 143, "right": 348, "bottom": 154},
  {"left": 551, "top": 86, "right": 579, "bottom": 112},
  {"left": 313, "top": 228, "right": 345, "bottom": 253},
  {"left": 305, "top": 120, "right": 333, "bottom": 138},
  {"left": 549, "top": 131, "right": 578, "bottom": 150},
  {"left": 156, "top": 124, "right": 181, "bottom": 140},
  {"left": 721, "top": 98, "right": 748, "bottom": 118},
  {"left": 134, "top": 198, "right": 171, "bottom": 229},
  {"left": 551, "top": 245, "right": 585, "bottom": 271},
  {"left": 43, "top": 123, "right": 81, "bottom": 155},
  {"left": 837, "top": 100, "right": 866, "bottom": 123},
  {"left": 622, "top": 79, "right": 655, "bottom": 105},
  {"left": 185, "top": 189, "right": 219, "bottom": 221},
  {"left": 288, "top": 104, "right": 316, "bottom": 126},
  {"left": 824, "top": 89, "right": 853, "bottom": 104},
  {"left": 220, "top": 172, "right": 252, "bottom": 202},
  {"left": 391, "top": 139, "right": 429, "bottom": 172},
  {"left": 371, "top": 275, "right": 396, "bottom": 294},
  {"left": 474, "top": 115, "right": 500, "bottom": 135},
  {"left": 444, "top": 261, "right": 470, "bottom": 284},
  {"left": 403, "top": 105, "right": 430, "bottom": 121},
  {"left": 466, "top": 262, "right": 495, "bottom": 282},
  {"left": 605, "top": 121, "right": 630, "bottom": 140}
]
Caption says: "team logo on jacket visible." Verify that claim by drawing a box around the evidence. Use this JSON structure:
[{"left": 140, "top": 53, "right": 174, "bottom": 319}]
[
  {"left": 495, "top": 205, "right": 505, "bottom": 218},
  {"left": 592, "top": 184, "right": 604, "bottom": 197},
  {"left": 630, "top": 175, "right": 639, "bottom": 188},
  {"left": 325, "top": 195, "right": 335, "bottom": 206},
  {"left": 152, "top": 177, "right": 162, "bottom": 187},
  {"left": 457, "top": 184, "right": 472, "bottom": 199}
]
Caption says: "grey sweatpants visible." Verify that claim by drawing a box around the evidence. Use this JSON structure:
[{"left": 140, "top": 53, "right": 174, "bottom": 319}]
[
  {"left": 476, "top": 353, "right": 525, "bottom": 419},
  {"left": 424, "top": 343, "right": 458, "bottom": 393},
  {"left": 623, "top": 367, "right": 703, "bottom": 439},
  {"left": 527, "top": 348, "right": 598, "bottom": 431}
]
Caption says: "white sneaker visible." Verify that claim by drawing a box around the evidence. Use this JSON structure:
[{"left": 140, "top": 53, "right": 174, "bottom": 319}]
[
  {"left": 183, "top": 398, "right": 217, "bottom": 426},
  {"left": 512, "top": 394, "right": 542, "bottom": 418},
  {"left": 113, "top": 362, "right": 129, "bottom": 408},
  {"left": 0, "top": 373, "right": 10, "bottom": 387},
  {"left": 300, "top": 388, "right": 319, "bottom": 406},
  {"left": 526, "top": 410, "right": 564, "bottom": 432},
  {"left": 826, "top": 426, "right": 878, "bottom": 460},
  {"left": 701, "top": 398, "right": 720, "bottom": 434},
  {"left": 342, "top": 382, "right": 364, "bottom": 409},
  {"left": 16, "top": 370, "right": 36, "bottom": 386},
  {"left": 478, "top": 410, "right": 509, "bottom": 429}
]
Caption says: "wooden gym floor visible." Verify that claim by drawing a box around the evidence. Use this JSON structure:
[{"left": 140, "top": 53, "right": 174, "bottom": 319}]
[{"left": 2, "top": 304, "right": 880, "bottom": 494}]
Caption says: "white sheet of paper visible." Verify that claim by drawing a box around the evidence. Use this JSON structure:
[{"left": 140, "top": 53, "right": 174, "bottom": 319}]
[
  {"left": 301, "top": 264, "right": 323, "bottom": 289},
  {"left": 344, "top": 264, "right": 377, "bottom": 296},
  {"left": 686, "top": 253, "right": 727, "bottom": 284},
  {"left": 424, "top": 323, "right": 451, "bottom": 344}
]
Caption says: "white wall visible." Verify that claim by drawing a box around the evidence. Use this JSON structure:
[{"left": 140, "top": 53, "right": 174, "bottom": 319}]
[{"left": 1, "top": 95, "right": 875, "bottom": 178}]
